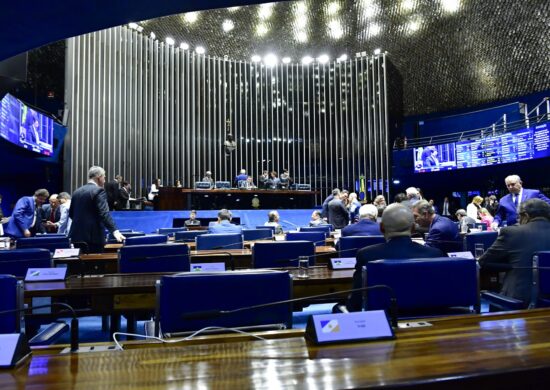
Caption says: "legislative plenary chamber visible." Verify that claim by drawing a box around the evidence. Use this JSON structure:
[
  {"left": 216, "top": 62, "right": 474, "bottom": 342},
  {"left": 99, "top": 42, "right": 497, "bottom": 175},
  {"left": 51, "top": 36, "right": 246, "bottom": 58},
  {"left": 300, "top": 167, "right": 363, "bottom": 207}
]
[{"left": 2, "top": 0, "right": 550, "bottom": 388}]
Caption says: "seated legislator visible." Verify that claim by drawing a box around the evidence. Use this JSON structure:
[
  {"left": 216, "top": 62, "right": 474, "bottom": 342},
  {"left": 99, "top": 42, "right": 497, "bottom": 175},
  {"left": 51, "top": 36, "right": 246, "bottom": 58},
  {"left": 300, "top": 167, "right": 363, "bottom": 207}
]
[
  {"left": 234, "top": 169, "right": 248, "bottom": 187},
  {"left": 347, "top": 203, "right": 445, "bottom": 311},
  {"left": 341, "top": 204, "right": 382, "bottom": 237},
  {"left": 202, "top": 171, "right": 214, "bottom": 188},
  {"left": 413, "top": 200, "right": 461, "bottom": 253},
  {"left": 241, "top": 176, "right": 257, "bottom": 189},
  {"left": 41, "top": 194, "right": 61, "bottom": 233},
  {"left": 309, "top": 210, "right": 329, "bottom": 227},
  {"left": 208, "top": 209, "right": 243, "bottom": 234},
  {"left": 264, "top": 210, "right": 283, "bottom": 234},
  {"left": 4, "top": 188, "right": 49, "bottom": 238},
  {"left": 456, "top": 209, "right": 477, "bottom": 232},
  {"left": 479, "top": 199, "right": 550, "bottom": 307},
  {"left": 492, "top": 174, "right": 550, "bottom": 228},
  {"left": 279, "top": 168, "right": 292, "bottom": 189},
  {"left": 258, "top": 170, "right": 270, "bottom": 189},
  {"left": 268, "top": 171, "right": 280, "bottom": 189},
  {"left": 184, "top": 210, "right": 201, "bottom": 227}
]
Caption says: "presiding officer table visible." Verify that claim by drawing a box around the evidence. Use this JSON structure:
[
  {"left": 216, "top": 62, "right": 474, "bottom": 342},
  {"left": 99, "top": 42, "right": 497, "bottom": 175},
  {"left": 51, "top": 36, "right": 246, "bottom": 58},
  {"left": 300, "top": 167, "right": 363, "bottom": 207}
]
[{"left": 8, "top": 309, "right": 550, "bottom": 388}]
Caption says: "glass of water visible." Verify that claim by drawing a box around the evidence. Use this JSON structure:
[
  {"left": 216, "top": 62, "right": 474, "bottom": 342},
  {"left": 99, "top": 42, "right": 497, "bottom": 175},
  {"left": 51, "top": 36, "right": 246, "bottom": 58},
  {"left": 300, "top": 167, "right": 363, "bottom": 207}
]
[
  {"left": 474, "top": 243, "right": 485, "bottom": 259},
  {"left": 298, "top": 256, "right": 309, "bottom": 279}
]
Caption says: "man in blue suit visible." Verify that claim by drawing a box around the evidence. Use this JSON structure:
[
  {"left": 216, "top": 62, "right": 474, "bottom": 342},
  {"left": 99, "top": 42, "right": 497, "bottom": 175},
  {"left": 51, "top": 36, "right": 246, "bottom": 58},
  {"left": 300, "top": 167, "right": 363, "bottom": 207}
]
[
  {"left": 413, "top": 200, "right": 461, "bottom": 254},
  {"left": 493, "top": 175, "right": 550, "bottom": 227},
  {"left": 208, "top": 209, "right": 243, "bottom": 234},
  {"left": 234, "top": 169, "right": 248, "bottom": 187},
  {"left": 347, "top": 203, "right": 444, "bottom": 311},
  {"left": 341, "top": 204, "right": 382, "bottom": 237},
  {"left": 4, "top": 189, "right": 49, "bottom": 238}
]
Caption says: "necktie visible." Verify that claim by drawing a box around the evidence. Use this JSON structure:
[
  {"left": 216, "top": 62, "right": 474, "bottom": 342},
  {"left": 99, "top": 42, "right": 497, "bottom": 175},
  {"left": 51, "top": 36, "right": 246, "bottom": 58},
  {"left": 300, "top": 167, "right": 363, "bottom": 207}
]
[{"left": 513, "top": 195, "right": 519, "bottom": 209}]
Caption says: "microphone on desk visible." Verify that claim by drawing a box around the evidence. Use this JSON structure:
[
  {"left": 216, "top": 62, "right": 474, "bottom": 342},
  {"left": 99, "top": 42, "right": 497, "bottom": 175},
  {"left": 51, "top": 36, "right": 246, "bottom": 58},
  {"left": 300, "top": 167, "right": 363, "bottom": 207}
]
[
  {"left": 181, "top": 284, "right": 398, "bottom": 328},
  {"left": 281, "top": 220, "right": 300, "bottom": 230},
  {"left": 0, "top": 302, "right": 80, "bottom": 353}
]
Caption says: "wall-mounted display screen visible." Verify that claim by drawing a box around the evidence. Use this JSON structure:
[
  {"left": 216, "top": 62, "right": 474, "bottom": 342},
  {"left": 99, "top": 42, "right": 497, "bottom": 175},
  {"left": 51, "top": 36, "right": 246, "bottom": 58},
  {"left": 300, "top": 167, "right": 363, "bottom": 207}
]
[
  {"left": 413, "top": 123, "right": 550, "bottom": 173},
  {"left": 0, "top": 93, "right": 54, "bottom": 156}
]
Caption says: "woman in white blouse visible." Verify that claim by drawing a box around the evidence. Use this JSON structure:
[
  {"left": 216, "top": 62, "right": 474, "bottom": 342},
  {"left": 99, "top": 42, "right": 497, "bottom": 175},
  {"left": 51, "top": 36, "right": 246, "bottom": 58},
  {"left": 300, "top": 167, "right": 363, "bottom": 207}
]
[
  {"left": 466, "top": 195, "right": 483, "bottom": 222},
  {"left": 148, "top": 178, "right": 161, "bottom": 201}
]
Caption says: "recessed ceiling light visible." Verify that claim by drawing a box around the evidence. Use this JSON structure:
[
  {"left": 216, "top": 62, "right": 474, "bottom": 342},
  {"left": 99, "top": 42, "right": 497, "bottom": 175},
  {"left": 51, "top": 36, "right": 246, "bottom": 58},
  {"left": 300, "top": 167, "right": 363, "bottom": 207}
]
[
  {"left": 258, "top": 4, "right": 274, "bottom": 20},
  {"left": 328, "top": 20, "right": 344, "bottom": 39},
  {"left": 184, "top": 12, "right": 199, "bottom": 24},
  {"left": 406, "top": 17, "right": 421, "bottom": 33},
  {"left": 128, "top": 23, "right": 139, "bottom": 30},
  {"left": 327, "top": 2, "right": 340, "bottom": 15},
  {"left": 222, "top": 19, "right": 234, "bottom": 32},
  {"left": 302, "top": 56, "right": 314, "bottom": 65},
  {"left": 337, "top": 54, "right": 348, "bottom": 62},
  {"left": 441, "top": 0, "right": 461, "bottom": 13},
  {"left": 264, "top": 53, "right": 278, "bottom": 67},
  {"left": 256, "top": 24, "right": 269, "bottom": 37},
  {"left": 369, "top": 23, "right": 382, "bottom": 36},
  {"left": 296, "top": 30, "right": 308, "bottom": 43},
  {"left": 373, "top": 48, "right": 381, "bottom": 55},
  {"left": 295, "top": 2, "right": 307, "bottom": 15},
  {"left": 180, "top": 42, "right": 189, "bottom": 50},
  {"left": 150, "top": 32, "right": 156, "bottom": 40},
  {"left": 251, "top": 55, "right": 262, "bottom": 63},
  {"left": 195, "top": 46, "right": 206, "bottom": 54},
  {"left": 318, "top": 54, "right": 330, "bottom": 64},
  {"left": 165, "top": 37, "right": 175, "bottom": 46},
  {"left": 401, "top": 0, "right": 415, "bottom": 12},
  {"left": 227, "top": 6, "right": 241, "bottom": 12},
  {"left": 282, "top": 57, "right": 292, "bottom": 64}
]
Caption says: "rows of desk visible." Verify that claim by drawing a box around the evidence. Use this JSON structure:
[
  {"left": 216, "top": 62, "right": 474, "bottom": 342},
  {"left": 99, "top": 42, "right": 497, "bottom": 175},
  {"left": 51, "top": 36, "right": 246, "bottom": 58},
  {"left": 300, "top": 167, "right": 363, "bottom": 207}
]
[{"left": 8, "top": 309, "right": 550, "bottom": 387}]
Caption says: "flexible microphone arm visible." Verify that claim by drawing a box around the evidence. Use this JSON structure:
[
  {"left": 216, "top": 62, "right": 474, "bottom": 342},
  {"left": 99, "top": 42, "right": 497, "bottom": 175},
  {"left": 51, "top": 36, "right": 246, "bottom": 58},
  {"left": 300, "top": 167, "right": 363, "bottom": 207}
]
[
  {"left": 181, "top": 284, "right": 398, "bottom": 328},
  {"left": 0, "top": 302, "right": 79, "bottom": 352}
]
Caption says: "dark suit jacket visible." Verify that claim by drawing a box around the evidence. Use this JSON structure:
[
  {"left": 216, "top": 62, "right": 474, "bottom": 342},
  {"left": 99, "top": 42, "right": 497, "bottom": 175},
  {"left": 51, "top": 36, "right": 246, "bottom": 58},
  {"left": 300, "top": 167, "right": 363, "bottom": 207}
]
[
  {"left": 41, "top": 204, "right": 61, "bottom": 222},
  {"left": 494, "top": 189, "right": 550, "bottom": 226},
  {"left": 425, "top": 215, "right": 461, "bottom": 254},
  {"left": 4, "top": 196, "right": 44, "bottom": 238},
  {"left": 321, "top": 195, "right": 334, "bottom": 218},
  {"left": 328, "top": 198, "right": 349, "bottom": 229},
  {"left": 348, "top": 236, "right": 445, "bottom": 311},
  {"left": 117, "top": 187, "right": 130, "bottom": 210},
  {"left": 104, "top": 180, "right": 120, "bottom": 210},
  {"left": 478, "top": 218, "right": 550, "bottom": 306},
  {"left": 69, "top": 183, "right": 117, "bottom": 250},
  {"left": 341, "top": 219, "right": 381, "bottom": 237}
]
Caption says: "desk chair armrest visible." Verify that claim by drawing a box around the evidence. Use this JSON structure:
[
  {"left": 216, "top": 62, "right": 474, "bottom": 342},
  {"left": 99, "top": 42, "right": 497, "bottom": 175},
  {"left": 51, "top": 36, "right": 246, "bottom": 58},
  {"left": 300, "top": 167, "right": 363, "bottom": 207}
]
[
  {"left": 480, "top": 291, "right": 524, "bottom": 311},
  {"left": 28, "top": 321, "right": 69, "bottom": 346}
]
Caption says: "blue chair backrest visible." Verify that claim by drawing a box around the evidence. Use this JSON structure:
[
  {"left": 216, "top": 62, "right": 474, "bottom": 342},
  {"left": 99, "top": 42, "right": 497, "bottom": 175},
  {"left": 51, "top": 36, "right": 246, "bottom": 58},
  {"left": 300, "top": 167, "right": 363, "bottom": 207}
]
[
  {"left": 535, "top": 251, "right": 550, "bottom": 297},
  {"left": 108, "top": 231, "right": 145, "bottom": 242},
  {"left": 158, "top": 227, "right": 187, "bottom": 237},
  {"left": 0, "top": 249, "right": 52, "bottom": 278},
  {"left": 256, "top": 225, "right": 276, "bottom": 232},
  {"left": 156, "top": 270, "right": 292, "bottom": 335},
  {"left": 252, "top": 241, "right": 315, "bottom": 268},
  {"left": 338, "top": 235, "right": 386, "bottom": 257},
  {"left": 36, "top": 233, "right": 67, "bottom": 238},
  {"left": 174, "top": 230, "right": 208, "bottom": 242},
  {"left": 118, "top": 243, "right": 190, "bottom": 273},
  {"left": 299, "top": 225, "right": 333, "bottom": 234},
  {"left": 242, "top": 229, "right": 273, "bottom": 241},
  {"left": 0, "top": 275, "right": 22, "bottom": 333},
  {"left": 365, "top": 258, "right": 479, "bottom": 313},
  {"left": 196, "top": 233, "right": 243, "bottom": 250},
  {"left": 124, "top": 234, "right": 168, "bottom": 246},
  {"left": 15, "top": 236, "right": 71, "bottom": 253},
  {"left": 286, "top": 231, "right": 326, "bottom": 247},
  {"left": 464, "top": 232, "right": 498, "bottom": 255}
]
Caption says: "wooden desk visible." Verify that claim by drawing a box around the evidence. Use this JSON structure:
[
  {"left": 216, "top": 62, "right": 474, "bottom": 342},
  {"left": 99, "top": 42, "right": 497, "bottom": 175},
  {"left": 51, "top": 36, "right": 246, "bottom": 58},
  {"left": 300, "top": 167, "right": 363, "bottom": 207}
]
[{"left": 8, "top": 309, "right": 550, "bottom": 388}]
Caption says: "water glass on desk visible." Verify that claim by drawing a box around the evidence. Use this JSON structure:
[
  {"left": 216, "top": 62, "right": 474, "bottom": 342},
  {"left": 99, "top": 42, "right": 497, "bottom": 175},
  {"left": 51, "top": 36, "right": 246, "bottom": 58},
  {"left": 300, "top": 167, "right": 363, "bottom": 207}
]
[
  {"left": 474, "top": 243, "right": 485, "bottom": 259},
  {"left": 297, "top": 256, "right": 309, "bottom": 279}
]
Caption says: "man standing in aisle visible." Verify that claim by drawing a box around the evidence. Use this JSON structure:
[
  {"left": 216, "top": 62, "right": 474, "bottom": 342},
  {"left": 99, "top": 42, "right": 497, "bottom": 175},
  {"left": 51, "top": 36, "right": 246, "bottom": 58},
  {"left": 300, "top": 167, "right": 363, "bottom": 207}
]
[
  {"left": 69, "top": 166, "right": 124, "bottom": 253},
  {"left": 4, "top": 189, "right": 49, "bottom": 238}
]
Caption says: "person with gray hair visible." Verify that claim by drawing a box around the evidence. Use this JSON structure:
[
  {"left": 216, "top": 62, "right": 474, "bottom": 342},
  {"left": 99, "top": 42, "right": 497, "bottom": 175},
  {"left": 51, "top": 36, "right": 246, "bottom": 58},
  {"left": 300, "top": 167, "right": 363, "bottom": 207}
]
[
  {"left": 51, "top": 192, "right": 72, "bottom": 234},
  {"left": 347, "top": 203, "right": 444, "bottom": 311},
  {"left": 413, "top": 199, "right": 461, "bottom": 254},
  {"left": 309, "top": 210, "right": 328, "bottom": 227},
  {"left": 492, "top": 174, "right": 550, "bottom": 228},
  {"left": 479, "top": 199, "right": 550, "bottom": 307},
  {"left": 341, "top": 204, "right": 382, "bottom": 237},
  {"left": 264, "top": 210, "right": 283, "bottom": 234},
  {"left": 455, "top": 209, "right": 476, "bottom": 232},
  {"left": 208, "top": 208, "right": 243, "bottom": 234},
  {"left": 69, "top": 166, "right": 125, "bottom": 252}
]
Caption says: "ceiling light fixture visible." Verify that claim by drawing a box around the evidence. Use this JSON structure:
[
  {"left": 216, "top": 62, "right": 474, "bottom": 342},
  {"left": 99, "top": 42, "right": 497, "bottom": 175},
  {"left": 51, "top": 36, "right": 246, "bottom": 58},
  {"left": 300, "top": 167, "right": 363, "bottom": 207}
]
[
  {"left": 264, "top": 53, "right": 278, "bottom": 67},
  {"left": 282, "top": 57, "right": 292, "bottom": 64},
  {"left": 318, "top": 54, "right": 330, "bottom": 64},
  {"left": 128, "top": 23, "right": 139, "bottom": 30},
  {"left": 180, "top": 42, "right": 189, "bottom": 50},
  {"left": 195, "top": 46, "right": 206, "bottom": 54},
  {"left": 184, "top": 12, "right": 199, "bottom": 24},
  {"left": 256, "top": 24, "right": 269, "bottom": 37},
  {"left": 165, "top": 37, "right": 175, "bottom": 46},
  {"left": 441, "top": 0, "right": 461, "bottom": 13},
  {"left": 251, "top": 55, "right": 262, "bottom": 63},
  {"left": 222, "top": 19, "right": 234, "bottom": 32},
  {"left": 373, "top": 48, "right": 381, "bottom": 55},
  {"left": 150, "top": 32, "right": 156, "bottom": 40},
  {"left": 302, "top": 56, "right": 314, "bottom": 65}
]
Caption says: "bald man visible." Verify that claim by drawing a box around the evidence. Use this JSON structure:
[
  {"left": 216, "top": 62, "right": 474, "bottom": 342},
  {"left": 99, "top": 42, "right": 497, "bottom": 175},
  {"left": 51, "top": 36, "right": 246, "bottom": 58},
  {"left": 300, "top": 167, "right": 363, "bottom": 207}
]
[{"left": 347, "top": 203, "right": 444, "bottom": 312}]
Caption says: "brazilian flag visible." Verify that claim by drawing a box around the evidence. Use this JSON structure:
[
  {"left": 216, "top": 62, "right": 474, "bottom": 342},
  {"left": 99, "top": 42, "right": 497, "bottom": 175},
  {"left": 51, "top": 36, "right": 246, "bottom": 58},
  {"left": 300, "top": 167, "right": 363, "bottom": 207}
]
[{"left": 358, "top": 175, "right": 366, "bottom": 201}]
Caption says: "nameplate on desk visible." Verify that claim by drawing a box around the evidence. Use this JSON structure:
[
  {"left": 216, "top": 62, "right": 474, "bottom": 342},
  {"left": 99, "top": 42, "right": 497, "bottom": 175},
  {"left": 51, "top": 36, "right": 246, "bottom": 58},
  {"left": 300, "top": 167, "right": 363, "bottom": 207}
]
[
  {"left": 447, "top": 251, "right": 475, "bottom": 259},
  {"left": 0, "top": 334, "right": 31, "bottom": 368},
  {"left": 53, "top": 248, "right": 80, "bottom": 259},
  {"left": 190, "top": 262, "right": 226, "bottom": 272},
  {"left": 306, "top": 310, "right": 395, "bottom": 344},
  {"left": 25, "top": 268, "right": 67, "bottom": 282},
  {"left": 329, "top": 257, "right": 356, "bottom": 269}
]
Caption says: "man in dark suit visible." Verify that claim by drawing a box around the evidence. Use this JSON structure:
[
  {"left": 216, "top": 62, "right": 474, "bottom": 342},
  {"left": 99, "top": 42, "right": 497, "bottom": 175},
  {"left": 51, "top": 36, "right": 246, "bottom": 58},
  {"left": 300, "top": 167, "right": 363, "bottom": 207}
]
[
  {"left": 41, "top": 194, "right": 61, "bottom": 233},
  {"left": 105, "top": 174, "right": 123, "bottom": 211},
  {"left": 4, "top": 189, "right": 49, "bottom": 238},
  {"left": 479, "top": 199, "right": 550, "bottom": 307},
  {"left": 69, "top": 166, "right": 124, "bottom": 253},
  {"left": 117, "top": 181, "right": 131, "bottom": 210},
  {"left": 493, "top": 175, "right": 550, "bottom": 227},
  {"left": 413, "top": 200, "right": 461, "bottom": 254},
  {"left": 321, "top": 188, "right": 339, "bottom": 219},
  {"left": 328, "top": 192, "right": 349, "bottom": 229},
  {"left": 341, "top": 204, "right": 382, "bottom": 237},
  {"left": 347, "top": 203, "right": 445, "bottom": 311}
]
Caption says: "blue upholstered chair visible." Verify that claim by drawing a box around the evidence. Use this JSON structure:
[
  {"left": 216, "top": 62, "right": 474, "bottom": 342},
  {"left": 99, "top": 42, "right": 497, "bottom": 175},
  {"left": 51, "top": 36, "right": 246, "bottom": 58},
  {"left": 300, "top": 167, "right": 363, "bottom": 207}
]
[
  {"left": 286, "top": 231, "right": 326, "bottom": 247},
  {"left": 174, "top": 230, "right": 208, "bottom": 242},
  {"left": 154, "top": 270, "right": 293, "bottom": 336},
  {"left": 464, "top": 231, "right": 498, "bottom": 255},
  {"left": 118, "top": 243, "right": 190, "bottom": 273},
  {"left": 16, "top": 236, "right": 71, "bottom": 253},
  {"left": 482, "top": 251, "right": 550, "bottom": 311},
  {"left": 252, "top": 241, "right": 315, "bottom": 268},
  {"left": 107, "top": 231, "right": 145, "bottom": 243},
  {"left": 124, "top": 234, "right": 168, "bottom": 246},
  {"left": 157, "top": 227, "right": 187, "bottom": 237},
  {"left": 338, "top": 235, "right": 386, "bottom": 257},
  {"left": 0, "top": 249, "right": 52, "bottom": 278},
  {"left": 364, "top": 257, "right": 480, "bottom": 317},
  {"left": 299, "top": 225, "right": 333, "bottom": 235},
  {"left": 256, "top": 225, "right": 276, "bottom": 232},
  {"left": 196, "top": 233, "right": 243, "bottom": 250},
  {"left": 242, "top": 229, "right": 273, "bottom": 241}
]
